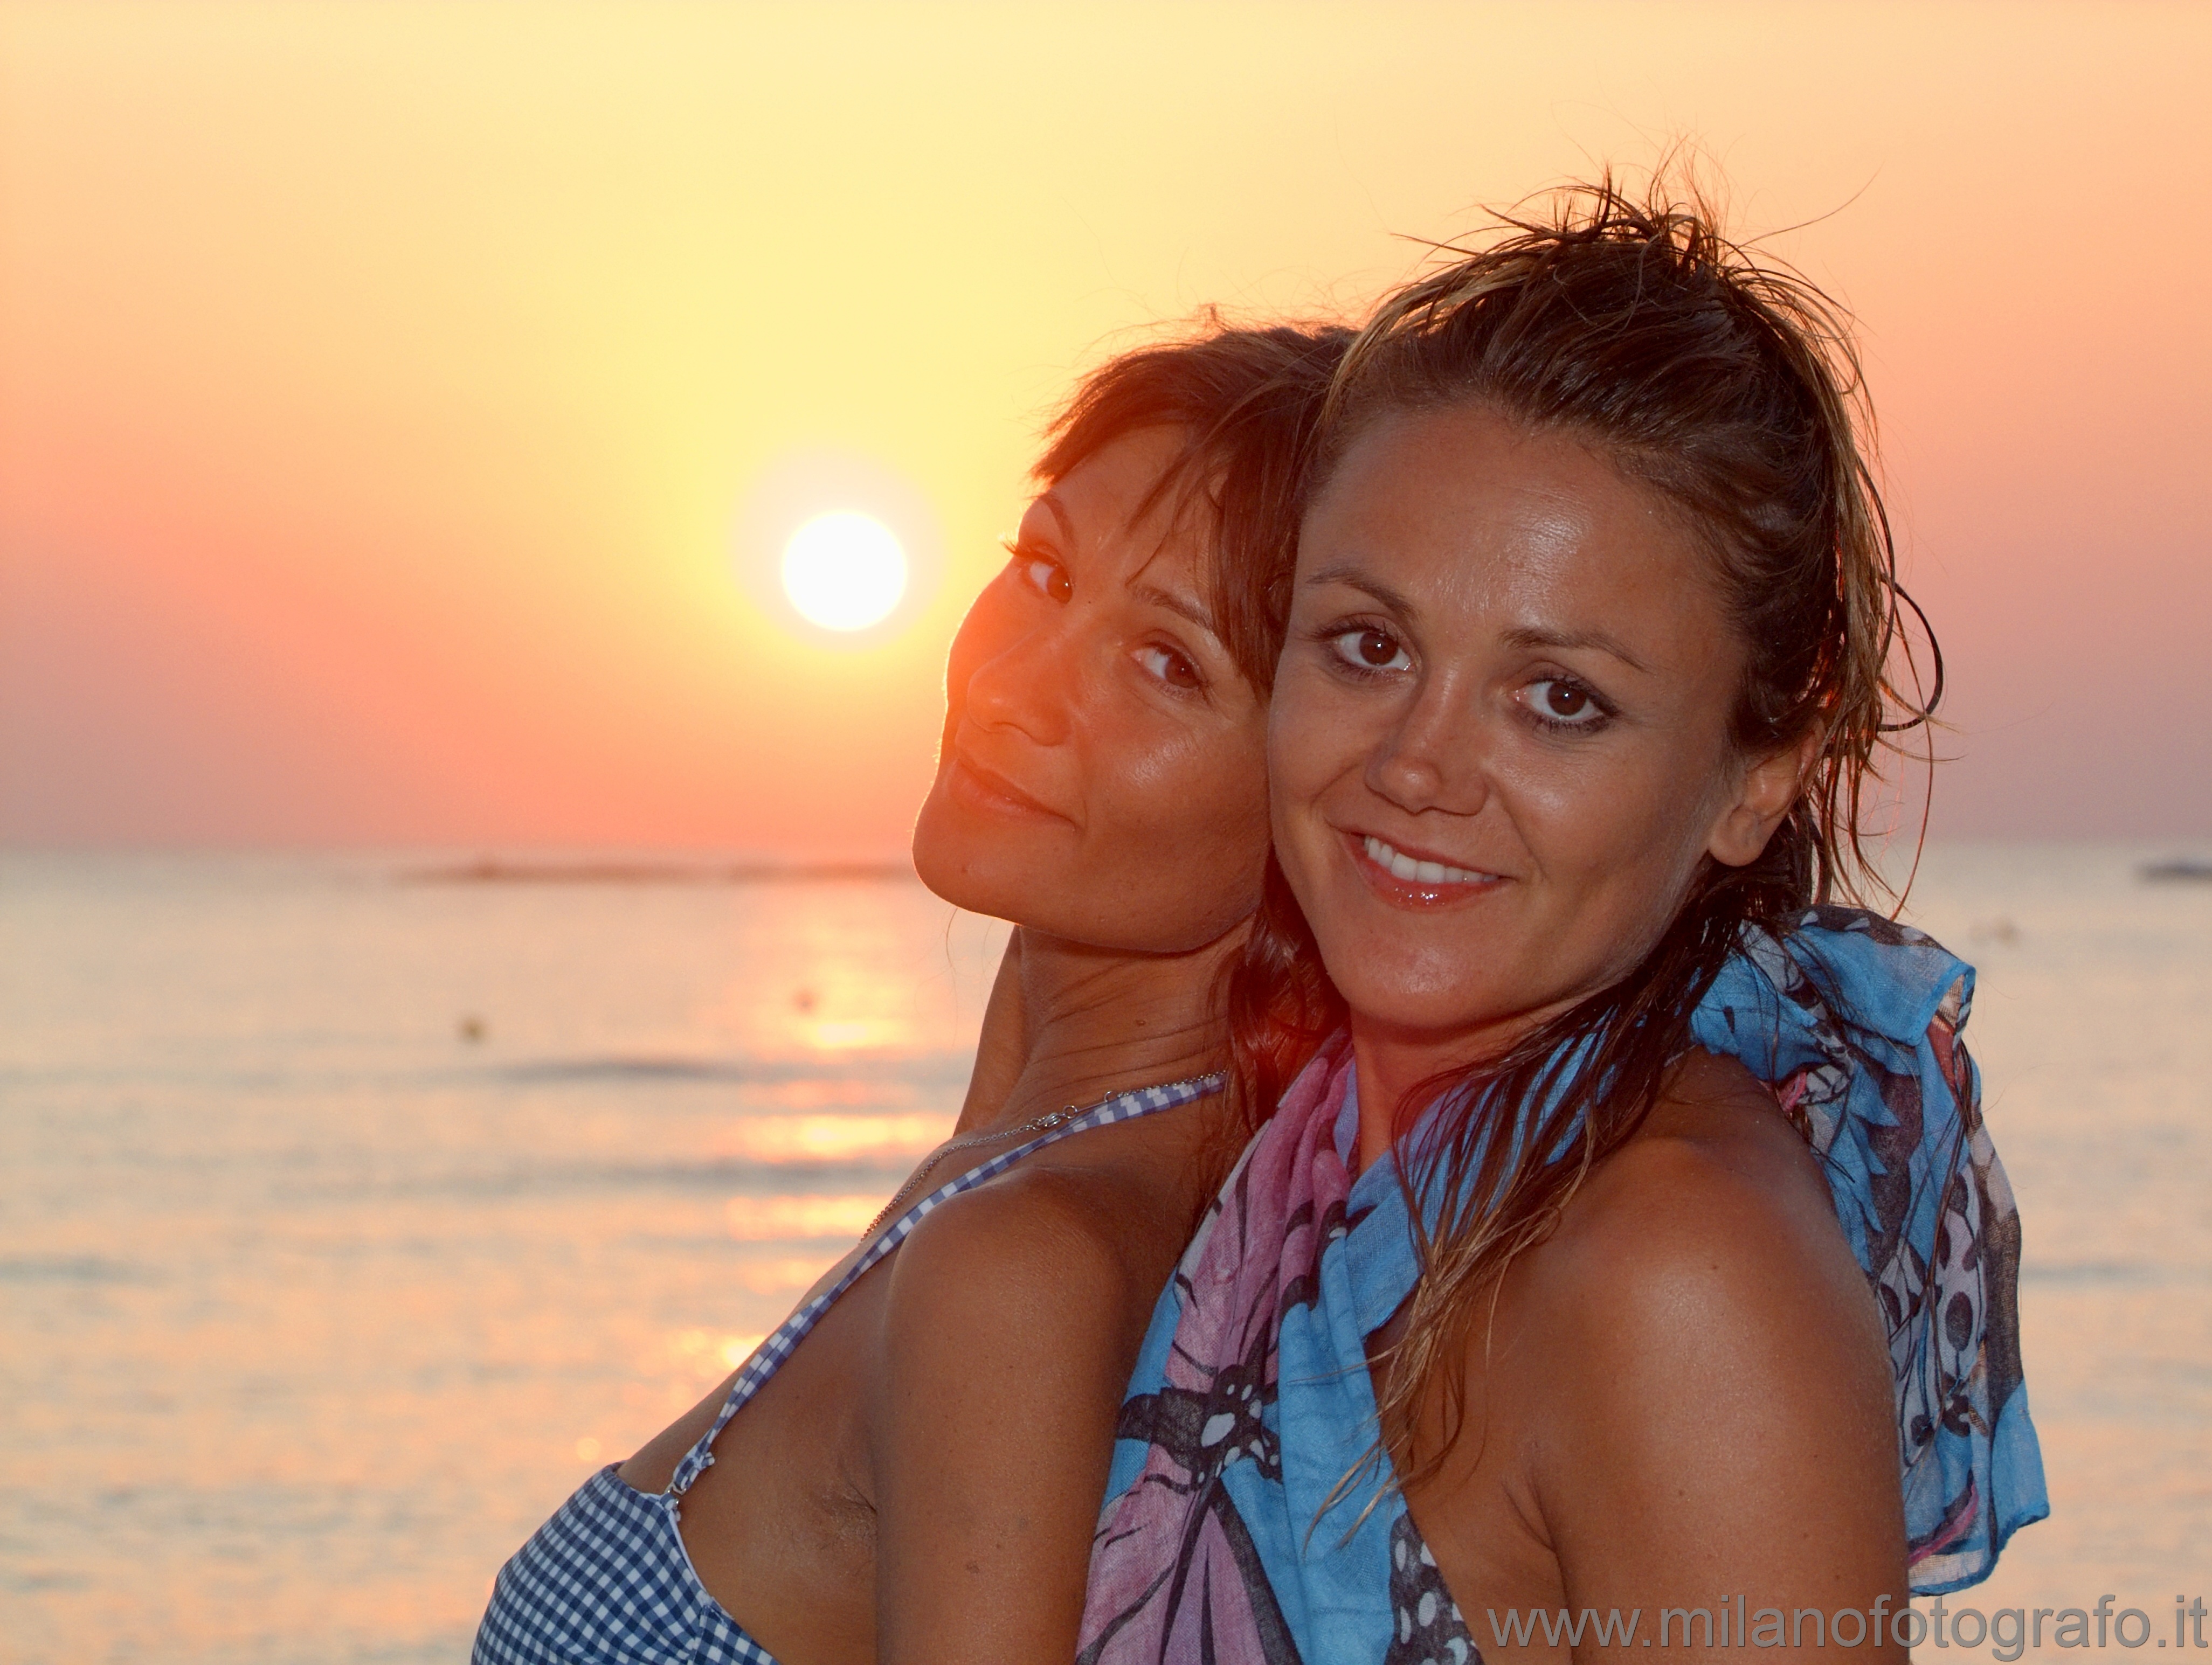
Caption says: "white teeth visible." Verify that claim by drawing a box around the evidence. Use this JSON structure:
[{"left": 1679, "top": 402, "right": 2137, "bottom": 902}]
[{"left": 1363, "top": 835, "right": 1491, "bottom": 886}]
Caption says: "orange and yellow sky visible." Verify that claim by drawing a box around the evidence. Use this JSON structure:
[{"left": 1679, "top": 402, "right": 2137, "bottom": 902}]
[{"left": 3, "top": 1, "right": 2208, "bottom": 852}]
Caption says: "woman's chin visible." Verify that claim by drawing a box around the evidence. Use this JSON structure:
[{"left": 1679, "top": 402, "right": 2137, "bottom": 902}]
[
  {"left": 1346, "top": 995, "right": 1502, "bottom": 1047},
  {"left": 909, "top": 825, "right": 998, "bottom": 916},
  {"left": 1331, "top": 952, "right": 1520, "bottom": 1044},
  {"left": 911, "top": 817, "right": 1076, "bottom": 931}
]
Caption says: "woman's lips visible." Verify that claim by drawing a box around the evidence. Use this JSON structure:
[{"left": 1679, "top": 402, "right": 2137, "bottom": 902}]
[
  {"left": 1343, "top": 829, "right": 1504, "bottom": 908},
  {"left": 946, "top": 751, "right": 1070, "bottom": 824}
]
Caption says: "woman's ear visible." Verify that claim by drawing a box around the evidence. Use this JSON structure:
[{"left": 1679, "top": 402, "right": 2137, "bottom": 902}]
[{"left": 1708, "top": 728, "right": 1822, "bottom": 869}]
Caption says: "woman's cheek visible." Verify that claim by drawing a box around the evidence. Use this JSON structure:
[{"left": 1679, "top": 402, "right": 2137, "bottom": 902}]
[
  {"left": 1118, "top": 716, "right": 1214, "bottom": 798},
  {"left": 1269, "top": 670, "right": 1356, "bottom": 814},
  {"left": 1129, "top": 718, "right": 1268, "bottom": 857},
  {"left": 1502, "top": 728, "right": 1657, "bottom": 863},
  {"left": 1194, "top": 731, "right": 1274, "bottom": 868},
  {"left": 1520, "top": 752, "right": 1699, "bottom": 968}
]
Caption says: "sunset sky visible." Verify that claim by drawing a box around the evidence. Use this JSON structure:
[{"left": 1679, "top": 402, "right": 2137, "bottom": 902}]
[{"left": 3, "top": 1, "right": 2207, "bottom": 852}]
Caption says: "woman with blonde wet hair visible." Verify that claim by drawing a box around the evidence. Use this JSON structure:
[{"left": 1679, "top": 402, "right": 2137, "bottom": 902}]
[{"left": 1084, "top": 178, "right": 2044, "bottom": 1664}]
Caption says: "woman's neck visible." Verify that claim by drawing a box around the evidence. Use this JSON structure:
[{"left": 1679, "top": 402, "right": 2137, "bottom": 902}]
[
  {"left": 957, "top": 924, "right": 1244, "bottom": 1136},
  {"left": 1345, "top": 1009, "right": 1545, "bottom": 1174}
]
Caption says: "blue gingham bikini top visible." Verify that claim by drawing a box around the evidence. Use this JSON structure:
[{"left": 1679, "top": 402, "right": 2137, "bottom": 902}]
[{"left": 473, "top": 1073, "right": 1225, "bottom": 1665}]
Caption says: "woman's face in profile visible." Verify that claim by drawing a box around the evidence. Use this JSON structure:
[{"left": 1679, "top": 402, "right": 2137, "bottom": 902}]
[
  {"left": 913, "top": 427, "right": 1271, "bottom": 953},
  {"left": 1270, "top": 403, "right": 1766, "bottom": 1045}
]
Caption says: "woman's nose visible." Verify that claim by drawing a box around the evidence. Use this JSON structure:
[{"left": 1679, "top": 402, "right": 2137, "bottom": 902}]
[
  {"left": 1364, "top": 684, "right": 1488, "bottom": 817},
  {"left": 957, "top": 606, "right": 1074, "bottom": 747}
]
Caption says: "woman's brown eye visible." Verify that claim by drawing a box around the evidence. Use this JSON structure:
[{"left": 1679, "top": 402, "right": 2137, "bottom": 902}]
[
  {"left": 1530, "top": 678, "right": 1600, "bottom": 723},
  {"left": 1328, "top": 626, "right": 1409, "bottom": 673},
  {"left": 1135, "top": 646, "right": 1202, "bottom": 689},
  {"left": 1022, "top": 557, "right": 1072, "bottom": 603}
]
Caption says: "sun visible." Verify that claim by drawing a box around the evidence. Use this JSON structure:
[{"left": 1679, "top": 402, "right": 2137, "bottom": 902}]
[{"left": 780, "top": 511, "right": 908, "bottom": 632}]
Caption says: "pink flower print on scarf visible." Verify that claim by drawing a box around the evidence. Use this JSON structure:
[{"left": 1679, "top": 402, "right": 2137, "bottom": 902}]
[{"left": 1077, "top": 1040, "right": 1357, "bottom": 1665}]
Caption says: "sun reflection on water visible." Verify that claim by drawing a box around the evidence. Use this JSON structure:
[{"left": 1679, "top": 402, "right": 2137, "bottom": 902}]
[
  {"left": 754, "top": 1078, "right": 896, "bottom": 1109},
  {"left": 652, "top": 1327, "right": 771, "bottom": 1383},
  {"left": 700, "top": 893, "right": 994, "bottom": 1063},
  {"left": 725, "top": 1194, "right": 884, "bottom": 1240},
  {"left": 802, "top": 1016, "right": 910, "bottom": 1052},
  {"left": 714, "top": 1113, "right": 949, "bottom": 1165},
  {"left": 738, "top": 1257, "right": 834, "bottom": 1295}
]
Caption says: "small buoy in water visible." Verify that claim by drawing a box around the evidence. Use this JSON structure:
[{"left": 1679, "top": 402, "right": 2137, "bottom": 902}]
[
  {"left": 793, "top": 989, "right": 818, "bottom": 1012},
  {"left": 459, "top": 1015, "right": 487, "bottom": 1043}
]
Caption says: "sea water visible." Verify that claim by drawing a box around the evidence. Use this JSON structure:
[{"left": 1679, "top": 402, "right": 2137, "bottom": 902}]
[{"left": 1, "top": 845, "right": 2206, "bottom": 1661}]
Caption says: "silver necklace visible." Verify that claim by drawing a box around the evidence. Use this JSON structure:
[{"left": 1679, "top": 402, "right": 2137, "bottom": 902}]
[{"left": 861, "top": 1072, "right": 1218, "bottom": 1239}]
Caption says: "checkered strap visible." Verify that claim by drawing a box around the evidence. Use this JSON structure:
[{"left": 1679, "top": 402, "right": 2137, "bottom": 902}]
[{"left": 670, "top": 1072, "right": 1226, "bottom": 1495}]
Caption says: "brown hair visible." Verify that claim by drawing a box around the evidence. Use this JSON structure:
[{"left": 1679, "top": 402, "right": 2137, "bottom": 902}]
[
  {"left": 1034, "top": 314, "right": 1354, "bottom": 1129},
  {"left": 1036, "top": 313, "right": 1352, "bottom": 695},
  {"left": 1269, "top": 175, "right": 1941, "bottom": 1489}
]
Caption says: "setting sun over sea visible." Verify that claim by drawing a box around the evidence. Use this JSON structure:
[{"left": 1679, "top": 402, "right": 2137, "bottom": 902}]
[{"left": 3, "top": 2, "right": 2209, "bottom": 851}]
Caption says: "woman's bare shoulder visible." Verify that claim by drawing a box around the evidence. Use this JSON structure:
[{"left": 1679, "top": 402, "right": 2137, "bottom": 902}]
[
  {"left": 893, "top": 1102, "right": 1215, "bottom": 1300},
  {"left": 1522, "top": 1052, "right": 1884, "bottom": 1389},
  {"left": 893, "top": 1163, "right": 1144, "bottom": 1302},
  {"left": 863, "top": 1131, "right": 1216, "bottom": 1661},
  {"left": 1550, "top": 1050, "right": 1840, "bottom": 1280},
  {"left": 880, "top": 1148, "right": 1195, "bottom": 1370},
  {"left": 1482, "top": 1056, "right": 1906, "bottom": 1626}
]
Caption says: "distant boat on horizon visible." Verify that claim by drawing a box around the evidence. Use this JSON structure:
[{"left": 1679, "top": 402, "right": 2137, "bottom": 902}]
[
  {"left": 401, "top": 855, "right": 916, "bottom": 886},
  {"left": 2139, "top": 857, "right": 2212, "bottom": 883}
]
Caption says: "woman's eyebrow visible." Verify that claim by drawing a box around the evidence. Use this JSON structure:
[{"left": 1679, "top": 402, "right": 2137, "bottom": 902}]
[
  {"left": 1033, "top": 490, "right": 1077, "bottom": 548},
  {"left": 1300, "top": 561, "right": 1417, "bottom": 620},
  {"left": 1130, "top": 582, "right": 1223, "bottom": 641},
  {"left": 1501, "top": 623, "right": 1651, "bottom": 674}
]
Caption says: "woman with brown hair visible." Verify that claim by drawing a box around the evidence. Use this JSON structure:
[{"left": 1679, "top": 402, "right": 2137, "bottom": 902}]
[
  {"left": 1083, "top": 181, "right": 2045, "bottom": 1664},
  {"left": 475, "top": 318, "right": 1347, "bottom": 1664}
]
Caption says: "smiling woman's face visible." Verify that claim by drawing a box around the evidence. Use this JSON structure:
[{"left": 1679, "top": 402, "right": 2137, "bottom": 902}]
[
  {"left": 1271, "top": 403, "right": 1776, "bottom": 1054},
  {"left": 912, "top": 427, "right": 1271, "bottom": 953}
]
